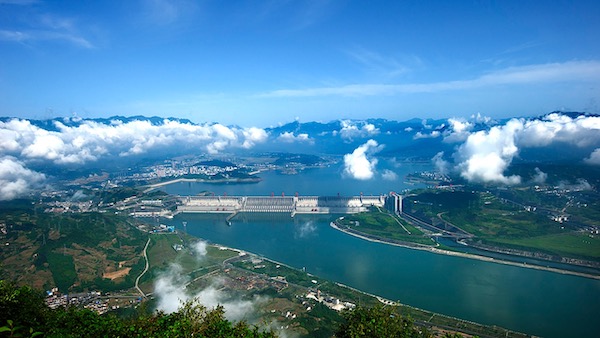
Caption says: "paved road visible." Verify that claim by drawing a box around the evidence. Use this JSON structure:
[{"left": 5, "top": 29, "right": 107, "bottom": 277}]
[{"left": 135, "top": 237, "right": 151, "bottom": 298}]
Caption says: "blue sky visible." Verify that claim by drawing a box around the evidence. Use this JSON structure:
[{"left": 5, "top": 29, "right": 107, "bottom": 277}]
[{"left": 1, "top": 0, "right": 599, "bottom": 126}]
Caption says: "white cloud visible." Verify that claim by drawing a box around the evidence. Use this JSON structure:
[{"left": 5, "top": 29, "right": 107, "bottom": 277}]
[
  {"left": 295, "top": 221, "right": 317, "bottom": 239},
  {"left": 337, "top": 120, "right": 380, "bottom": 140},
  {"left": 277, "top": 132, "right": 313, "bottom": 144},
  {"left": 432, "top": 152, "right": 450, "bottom": 175},
  {"left": 154, "top": 264, "right": 264, "bottom": 321},
  {"left": 451, "top": 113, "right": 600, "bottom": 185},
  {"left": 259, "top": 61, "right": 600, "bottom": 98},
  {"left": 0, "top": 156, "right": 45, "bottom": 201},
  {"left": 193, "top": 284, "right": 260, "bottom": 321},
  {"left": 0, "top": 118, "right": 267, "bottom": 163},
  {"left": 518, "top": 113, "right": 600, "bottom": 148},
  {"left": 153, "top": 264, "right": 189, "bottom": 314},
  {"left": 191, "top": 240, "right": 208, "bottom": 258},
  {"left": 585, "top": 148, "right": 600, "bottom": 165},
  {"left": 70, "top": 190, "right": 89, "bottom": 201},
  {"left": 381, "top": 169, "right": 398, "bottom": 181},
  {"left": 413, "top": 130, "right": 440, "bottom": 139},
  {"left": 388, "top": 157, "right": 403, "bottom": 168},
  {"left": 557, "top": 179, "right": 593, "bottom": 191},
  {"left": 455, "top": 119, "right": 522, "bottom": 185},
  {"left": 443, "top": 118, "right": 474, "bottom": 143},
  {"left": 471, "top": 113, "right": 493, "bottom": 124},
  {"left": 242, "top": 127, "right": 269, "bottom": 148},
  {"left": 343, "top": 139, "right": 381, "bottom": 180},
  {"left": 0, "top": 118, "right": 268, "bottom": 200},
  {"left": 211, "top": 123, "right": 237, "bottom": 140},
  {"left": 532, "top": 167, "right": 548, "bottom": 184}
]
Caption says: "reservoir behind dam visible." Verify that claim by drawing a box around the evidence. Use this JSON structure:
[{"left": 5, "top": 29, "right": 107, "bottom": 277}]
[{"left": 161, "top": 163, "right": 600, "bottom": 337}]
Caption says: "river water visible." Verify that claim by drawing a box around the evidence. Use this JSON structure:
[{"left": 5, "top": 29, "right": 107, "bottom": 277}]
[{"left": 161, "top": 163, "right": 600, "bottom": 337}]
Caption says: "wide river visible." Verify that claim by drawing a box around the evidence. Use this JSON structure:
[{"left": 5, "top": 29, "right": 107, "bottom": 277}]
[{"left": 161, "top": 163, "right": 600, "bottom": 337}]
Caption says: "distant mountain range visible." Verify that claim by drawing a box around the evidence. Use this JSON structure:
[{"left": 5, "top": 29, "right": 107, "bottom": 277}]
[
  {"left": 1, "top": 111, "right": 597, "bottom": 162},
  {"left": 1, "top": 112, "right": 599, "bottom": 193}
]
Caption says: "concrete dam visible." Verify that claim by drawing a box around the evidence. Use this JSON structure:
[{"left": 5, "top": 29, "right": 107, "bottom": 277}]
[{"left": 177, "top": 194, "right": 401, "bottom": 217}]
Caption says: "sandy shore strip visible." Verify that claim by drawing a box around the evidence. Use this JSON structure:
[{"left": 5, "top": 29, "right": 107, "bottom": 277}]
[{"left": 329, "top": 222, "right": 600, "bottom": 280}]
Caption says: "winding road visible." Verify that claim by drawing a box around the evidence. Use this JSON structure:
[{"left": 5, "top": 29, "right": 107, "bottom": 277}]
[{"left": 135, "top": 237, "right": 151, "bottom": 298}]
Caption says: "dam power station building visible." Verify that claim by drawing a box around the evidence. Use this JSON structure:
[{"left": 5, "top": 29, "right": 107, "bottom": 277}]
[{"left": 177, "top": 193, "right": 402, "bottom": 217}]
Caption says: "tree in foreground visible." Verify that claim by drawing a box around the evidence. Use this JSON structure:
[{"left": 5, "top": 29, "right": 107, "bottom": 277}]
[
  {"left": 335, "top": 305, "right": 431, "bottom": 338},
  {"left": 0, "top": 280, "right": 275, "bottom": 337}
]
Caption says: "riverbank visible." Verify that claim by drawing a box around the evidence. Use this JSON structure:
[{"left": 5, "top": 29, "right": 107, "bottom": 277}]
[
  {"left": 330, "top": 221, "right": 600, "bottom": 280},
  {"left": 194, "top": 236, "right": 529, "bottom": 338},
  {"left": 175, "top": 212, "right": 600, "bottom": 337}
]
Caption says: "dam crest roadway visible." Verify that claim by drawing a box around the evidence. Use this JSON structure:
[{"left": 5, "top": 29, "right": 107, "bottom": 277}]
[{"left": 176, "top": 194, "right": 401, "bottom": 222}]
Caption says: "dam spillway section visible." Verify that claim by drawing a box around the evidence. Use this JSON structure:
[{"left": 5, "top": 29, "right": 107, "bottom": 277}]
[{"left": 177, "top": 194, "right": 401, "bottom": 217}]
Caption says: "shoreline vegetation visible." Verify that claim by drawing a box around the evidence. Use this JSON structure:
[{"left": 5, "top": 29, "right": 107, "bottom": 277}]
[
  {"left": 401, "top": 188, "right": 600, "bottom": 267},
  {"left": 329, "top": 220, "right": 600, "bottom": 280},
  {"left": 185, "top": 235, "right": 529, "bottom": 338}
]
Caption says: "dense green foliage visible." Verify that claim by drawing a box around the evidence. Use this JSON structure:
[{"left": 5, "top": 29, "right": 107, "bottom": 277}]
[
  {"left": 336, "top": 305, "right": 430, "bottom": 338},
  {"left": 294, "top": 303, "right": 343, "bottom": 338},
  {"left": 233, "top": 259, "right": 321, "bottom": 288},
  {"left": 44, "top": 252, "right": 77, "bottom": 291},
  {"left": 0, "top": 280, "right": 275, "bottom": 338},
  {"left": 405, "top": 190, "right": 563, "bottom": 238},
  {"left": 337, "top": 208, "right": 433, "bottom": 246},
  {"left": 492, "top": 232, "right": 600, "bottom": 259},
  {"left": 0, "top": 281, "right": 47, "bottom": 336},
  {"left": 507, "top": 163, "right": 600, "bottom": 190},
  {"left": 403, "top": 189, "right": 600, "bottom": 261},
  {"left": 272, "top": 153, "right": 323, "bottom": 166},
  {"left": 98, "top": 187, "right": 141, "bottom": 204},
  {"left": 0, "top": 201, "right": 147, "bottom": 292},
  {"left": 39, "top": 212, "right": 146, "bottom": 291}
]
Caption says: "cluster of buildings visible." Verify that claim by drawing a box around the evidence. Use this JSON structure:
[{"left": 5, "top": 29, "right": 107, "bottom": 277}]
[
  {"left": 150, "top": 162, "right": 239, "bottom": 179},
  {"left": 151, "top": 224, "right": 176, "bottom": 233},
  {"left": 44, "top": 288, "right": 142, "bottom": 315},
  {"left": 112, "top": 158, "right": 243, "bottom": 184},
  {"left": 407, "top": 171, "right": 451, "bottom": 185},
  {"left": 305, "top": 289, "right": 356, "bottom": 312},
  {"left": 225, "top": 268, "right": 288, "bottom": 293},
  {"left": 44, "top": 200, "right": 95, "bottom": 213},
  {"left": 45, "top": 289, "right": 102, "bottom": 310},
  {"left": 84, "top": 300, "right": 110, "bottom": 314}
]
